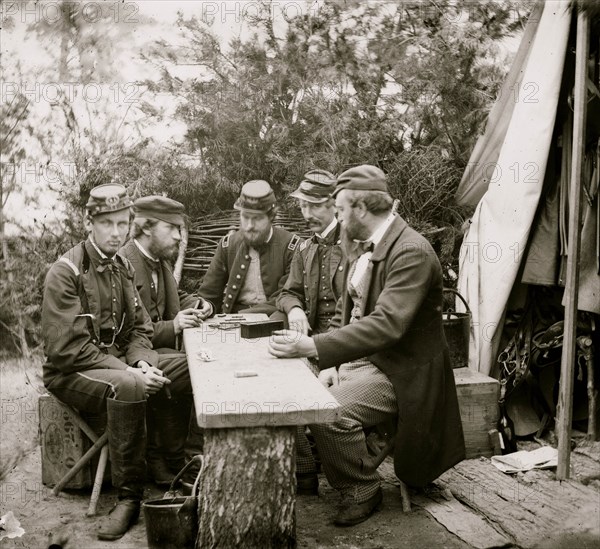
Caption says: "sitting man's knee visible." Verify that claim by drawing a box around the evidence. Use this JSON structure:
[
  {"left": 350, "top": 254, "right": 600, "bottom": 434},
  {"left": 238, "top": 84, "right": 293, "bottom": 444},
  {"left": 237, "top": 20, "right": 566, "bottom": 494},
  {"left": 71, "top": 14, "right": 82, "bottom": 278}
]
[{"left": 112, "top": 371, "right": 145, "bottom": 401}]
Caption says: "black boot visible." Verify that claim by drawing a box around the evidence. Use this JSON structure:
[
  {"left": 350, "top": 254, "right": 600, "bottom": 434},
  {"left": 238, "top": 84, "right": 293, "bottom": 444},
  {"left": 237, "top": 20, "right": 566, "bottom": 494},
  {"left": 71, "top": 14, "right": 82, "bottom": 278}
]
[
  {"left": 146, "top": 405, "right": 175, "bottom": 486},
  {"left": 151, "top": 396, "right": 191, "bottom": 474},
  {"left": 97, "top": 399, "right": 146, "bottom": 541}
]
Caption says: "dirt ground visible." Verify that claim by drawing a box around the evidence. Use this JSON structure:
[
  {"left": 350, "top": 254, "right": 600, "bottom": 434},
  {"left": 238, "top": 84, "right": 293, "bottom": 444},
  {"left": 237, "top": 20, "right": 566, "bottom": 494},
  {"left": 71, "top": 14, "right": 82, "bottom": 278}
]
[{"left": 1, "top": 358, "right": 599, "bottom": 549}]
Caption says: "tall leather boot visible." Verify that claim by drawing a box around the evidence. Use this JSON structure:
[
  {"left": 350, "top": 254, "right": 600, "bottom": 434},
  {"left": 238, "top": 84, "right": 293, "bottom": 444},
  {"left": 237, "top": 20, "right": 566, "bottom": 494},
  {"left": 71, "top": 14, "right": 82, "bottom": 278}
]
[
  {"left": 97, "top": 399, "right": 147, "bottom": 541},
  {"left": 146, "top": 405, "right": 175, "bottom": 486},
  {"left": 152, "top": 396, "right": 191, "bottom": 474}
]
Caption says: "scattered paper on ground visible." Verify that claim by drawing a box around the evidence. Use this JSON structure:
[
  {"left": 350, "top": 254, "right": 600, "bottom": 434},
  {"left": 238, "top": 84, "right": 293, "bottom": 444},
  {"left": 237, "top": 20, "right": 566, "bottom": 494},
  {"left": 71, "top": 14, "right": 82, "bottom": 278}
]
[
  {"left": 491, "top": 446, "right": 558, "bottom": 474},
  {"left": 0, "top": 511, "right": 25, "bottom": 540}
]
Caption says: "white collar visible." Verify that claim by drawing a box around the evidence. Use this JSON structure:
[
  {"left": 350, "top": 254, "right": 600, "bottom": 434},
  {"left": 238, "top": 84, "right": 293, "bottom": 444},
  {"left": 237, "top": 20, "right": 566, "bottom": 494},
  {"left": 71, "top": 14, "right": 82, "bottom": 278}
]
[
  {"left": 266, "top": 227, "right": 273, "bottom": 243},
  {"left": 133, "top": 238, "right": 159, "bottom": 263},
  {"left": 316, "top": 218, "right": 338, "bottom": 239},
  {"left": 367, "top": 212, "right": 396, "bottom": 247},
  {"left": 89, "top": 238, "right": 112, "bottom": 260}
]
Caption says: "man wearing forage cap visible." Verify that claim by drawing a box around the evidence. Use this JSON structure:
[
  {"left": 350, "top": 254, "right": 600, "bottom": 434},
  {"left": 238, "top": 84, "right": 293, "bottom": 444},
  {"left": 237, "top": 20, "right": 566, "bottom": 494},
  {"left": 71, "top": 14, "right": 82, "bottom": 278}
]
[
  {"left": 274, "top": 169, "right": 345, "bottom": 496},
  {"left": 41, "top": 184, "right": 173, "bottom": 540},
  {"left": 199, "top": 179, "right": 300, "bottom": 315},
  {"left": 276, "top": 169, "right": 345, "bottom": 336},
  {"left": 120, "top": 196, "right": 211, "bottom": 486},
  {"left": 269, "top": 165, "right": 465, "bottom": 526}
]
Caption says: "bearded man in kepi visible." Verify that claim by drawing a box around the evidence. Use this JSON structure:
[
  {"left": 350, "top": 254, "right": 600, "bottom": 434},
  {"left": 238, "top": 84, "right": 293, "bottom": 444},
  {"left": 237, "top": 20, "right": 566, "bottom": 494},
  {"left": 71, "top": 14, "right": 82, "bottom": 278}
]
[{"left": 198, "top": 179, "right": 300, "bottom": 315}]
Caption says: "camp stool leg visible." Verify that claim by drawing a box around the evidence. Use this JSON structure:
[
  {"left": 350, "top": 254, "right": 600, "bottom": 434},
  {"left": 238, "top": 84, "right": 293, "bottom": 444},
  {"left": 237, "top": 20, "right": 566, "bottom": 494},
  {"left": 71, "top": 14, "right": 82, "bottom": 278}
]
[
  {"left": 47, "top": 398, "right": 109, "bottom": 513},
  {"left": 87, "top": 444, "right": 109, "bottom": 516}
]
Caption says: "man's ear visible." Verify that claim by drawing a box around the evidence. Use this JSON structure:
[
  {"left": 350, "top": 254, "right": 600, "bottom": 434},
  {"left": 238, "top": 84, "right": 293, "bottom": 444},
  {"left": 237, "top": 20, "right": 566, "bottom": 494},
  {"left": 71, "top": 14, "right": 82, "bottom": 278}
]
[
  {"left": 355, "top": 200, "right": 368, "bottom": 218},
  {"left": 83, "top": 214, "right": 93, "bottom": 233}
]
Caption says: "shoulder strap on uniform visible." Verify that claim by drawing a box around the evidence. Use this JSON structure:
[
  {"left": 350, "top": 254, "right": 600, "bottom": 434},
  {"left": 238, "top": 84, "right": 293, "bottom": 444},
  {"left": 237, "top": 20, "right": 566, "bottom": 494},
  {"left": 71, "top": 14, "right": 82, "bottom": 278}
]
[
  {"left": 222, "top": 229, "right": 236, "bottom": 249},
  {"left": 58, "top": 256, "right": 80, "bottom": 276},
  {"left": 288, "top": 234, "right": 301, "bottom": 251}
]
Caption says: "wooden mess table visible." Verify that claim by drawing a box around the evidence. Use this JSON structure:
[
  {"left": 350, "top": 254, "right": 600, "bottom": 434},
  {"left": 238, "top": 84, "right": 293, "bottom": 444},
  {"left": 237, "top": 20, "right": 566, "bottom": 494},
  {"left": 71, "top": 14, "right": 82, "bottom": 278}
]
[{"left": 183, "top": 314, "right": 340, "bottom": 548}]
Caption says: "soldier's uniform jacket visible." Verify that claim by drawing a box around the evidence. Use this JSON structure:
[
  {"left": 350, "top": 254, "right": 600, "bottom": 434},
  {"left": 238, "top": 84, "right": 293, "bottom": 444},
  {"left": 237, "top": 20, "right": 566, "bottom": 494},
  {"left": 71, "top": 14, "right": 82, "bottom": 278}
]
[
  {"left": 120, "top": 239, "right": 198, "bottom": 349},
  {"left": 276, "top": 223, "right": 344, "bottom": 332},
  {"left": 199, "top": 227, "right": 299, "bottom": 314},
  {"left": 41, "top": 240, "right": 158, "bottom": 387},
  {"left": 313, "top": 215, "right": 465, "bottom": 488}
]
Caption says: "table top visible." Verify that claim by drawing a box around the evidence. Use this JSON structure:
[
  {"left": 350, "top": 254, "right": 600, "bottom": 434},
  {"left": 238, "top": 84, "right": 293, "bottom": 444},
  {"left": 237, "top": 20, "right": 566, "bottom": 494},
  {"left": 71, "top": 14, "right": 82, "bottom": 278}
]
[{"left": 183, "top": 314, "right": 340, "bottom": 429}]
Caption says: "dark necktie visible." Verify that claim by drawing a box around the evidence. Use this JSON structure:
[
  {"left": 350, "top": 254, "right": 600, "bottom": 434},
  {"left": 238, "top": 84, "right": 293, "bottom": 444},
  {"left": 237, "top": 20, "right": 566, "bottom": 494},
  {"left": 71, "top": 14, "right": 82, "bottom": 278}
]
[
  {"left": 96, "top": 258, "right": 116, "bottom": 273},
  {"left": 357, "top": 241, "right": 374, "bottom": 255}
]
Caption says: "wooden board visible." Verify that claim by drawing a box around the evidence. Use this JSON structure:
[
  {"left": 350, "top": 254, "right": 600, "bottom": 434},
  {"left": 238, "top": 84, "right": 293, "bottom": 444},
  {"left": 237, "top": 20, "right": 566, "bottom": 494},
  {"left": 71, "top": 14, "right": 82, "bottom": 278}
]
[
  {"left": 183, "top": 317, "right": 340, "bottom": 428},
  {"left": 438, "top": 459, "right": 600, "bottom": 548},
  {"left": 378, "top": 456, "right": 511, "bottom": 549},
  {"left": 454, "top": 368, "right": 500, "bottom": 458}
]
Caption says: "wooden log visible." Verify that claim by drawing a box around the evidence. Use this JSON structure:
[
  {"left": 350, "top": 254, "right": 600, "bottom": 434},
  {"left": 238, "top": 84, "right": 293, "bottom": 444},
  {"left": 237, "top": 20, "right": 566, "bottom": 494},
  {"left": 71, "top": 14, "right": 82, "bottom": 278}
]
[{"left": 196, "top": 427, "right": 296, "bottom": 548}]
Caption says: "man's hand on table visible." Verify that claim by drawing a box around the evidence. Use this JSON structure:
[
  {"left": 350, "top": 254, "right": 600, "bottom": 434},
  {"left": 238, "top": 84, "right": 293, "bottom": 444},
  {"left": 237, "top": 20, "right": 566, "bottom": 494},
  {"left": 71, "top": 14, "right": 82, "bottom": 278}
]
[
  {"left": 127, "top": 361, "right": 171, "bottom": 398},
  {"left": 174, "top": 308, "right": 203, "bottom": 334},
  {"left": 268, "top": 329, "right": 318, "bottom": 359},
  {"left": 287, "top": 307, "right": 310, "bottom": 336},
  {"left": 194, "top": 298, "right": 213, "bottom": 321}
]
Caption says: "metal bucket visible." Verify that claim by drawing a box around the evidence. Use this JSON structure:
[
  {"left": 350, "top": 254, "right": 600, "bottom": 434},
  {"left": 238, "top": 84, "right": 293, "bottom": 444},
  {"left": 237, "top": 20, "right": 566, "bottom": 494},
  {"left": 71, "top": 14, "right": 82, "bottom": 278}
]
[
  {"left": 142, "top": 456, "right": 202, "bottom": 549},
  {"left": 443, "top": 288, "right": 471, "bottom": 369}
]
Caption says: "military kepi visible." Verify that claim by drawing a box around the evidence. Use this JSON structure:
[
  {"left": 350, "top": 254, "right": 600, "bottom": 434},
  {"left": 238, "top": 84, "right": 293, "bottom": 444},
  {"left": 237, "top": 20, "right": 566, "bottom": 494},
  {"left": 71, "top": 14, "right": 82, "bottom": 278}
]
[
  {"left": 133, "top": 195, "right": 185, "bottom": 226},
  {"left": 290, "top": 169, "right": 336, "bottom": 203},
  {"left": 86, "top": 183, "right": 133, "bottom": 216},
  {"left": 234, "top": 180, "right": 277, "bottom": 213},
  {"left": 333, "top": 165, "right": 389, "bottom": 196}
]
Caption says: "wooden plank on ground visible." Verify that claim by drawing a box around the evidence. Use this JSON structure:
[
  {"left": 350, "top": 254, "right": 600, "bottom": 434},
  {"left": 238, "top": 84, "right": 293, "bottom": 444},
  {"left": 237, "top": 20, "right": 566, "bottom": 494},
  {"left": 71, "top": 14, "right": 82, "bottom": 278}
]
[
  {"left": 379, "top": 457, "right": 512, "bottom": 549},
  {"left": 438, "top": 459, "right": 600, "bottom": 548}
]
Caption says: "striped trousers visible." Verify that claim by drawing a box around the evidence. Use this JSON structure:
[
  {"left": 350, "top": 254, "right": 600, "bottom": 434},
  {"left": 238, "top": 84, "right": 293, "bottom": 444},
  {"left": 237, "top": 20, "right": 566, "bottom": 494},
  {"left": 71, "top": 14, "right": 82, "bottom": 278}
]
[{"left": 297, "top": 359, "right": 397, "bottom": 503}]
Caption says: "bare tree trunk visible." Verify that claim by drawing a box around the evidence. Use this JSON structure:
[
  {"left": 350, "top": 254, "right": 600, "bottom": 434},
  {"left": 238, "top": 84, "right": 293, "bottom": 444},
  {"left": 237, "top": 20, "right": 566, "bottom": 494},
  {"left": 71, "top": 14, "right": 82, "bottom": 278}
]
[{"left": 196, "top": 427, "right": 296, "bottom": 548}]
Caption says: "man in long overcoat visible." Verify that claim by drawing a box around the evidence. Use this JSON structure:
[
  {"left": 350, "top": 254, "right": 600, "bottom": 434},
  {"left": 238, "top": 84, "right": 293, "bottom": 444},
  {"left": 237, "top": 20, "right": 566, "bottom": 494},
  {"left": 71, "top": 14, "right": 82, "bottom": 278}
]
[{"left": 269, "top": 165, "right": 465, "bottom": 526}]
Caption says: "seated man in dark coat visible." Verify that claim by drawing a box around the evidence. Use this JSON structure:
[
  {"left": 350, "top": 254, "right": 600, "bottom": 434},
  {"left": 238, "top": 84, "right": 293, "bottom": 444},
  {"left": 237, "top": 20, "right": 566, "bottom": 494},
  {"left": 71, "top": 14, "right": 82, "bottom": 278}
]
[
  {"left": 269, "top": 165, "right": 465, "bottom": 526},
  {"left": 274, "top": 169, "right": 345, "bottom": 495},
  {"left": 41, "top": 184, "right": 192, "bottom": 541},
  {"left": 198, "top": 180, "right": 300, "bottom": 315},
  {"left": 120, "top": 196, "right": 211, "bottom": 485},
  {"left": 276, "top": 169, "right": 344, "bottom": 335}
]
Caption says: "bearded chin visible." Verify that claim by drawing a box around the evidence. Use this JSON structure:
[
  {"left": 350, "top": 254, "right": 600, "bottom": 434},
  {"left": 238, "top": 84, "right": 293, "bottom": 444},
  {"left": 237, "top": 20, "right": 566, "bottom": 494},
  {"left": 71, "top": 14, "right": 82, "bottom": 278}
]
[{"left": 340, "top": 228, "right": 363, "bottom": 263}]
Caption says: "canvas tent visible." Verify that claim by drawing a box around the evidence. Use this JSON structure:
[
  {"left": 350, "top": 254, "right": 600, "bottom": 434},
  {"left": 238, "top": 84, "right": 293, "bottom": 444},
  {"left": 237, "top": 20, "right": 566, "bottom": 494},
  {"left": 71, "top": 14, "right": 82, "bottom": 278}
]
[{"left": 456, "top": 0, "right": 599, "bottom": 377}]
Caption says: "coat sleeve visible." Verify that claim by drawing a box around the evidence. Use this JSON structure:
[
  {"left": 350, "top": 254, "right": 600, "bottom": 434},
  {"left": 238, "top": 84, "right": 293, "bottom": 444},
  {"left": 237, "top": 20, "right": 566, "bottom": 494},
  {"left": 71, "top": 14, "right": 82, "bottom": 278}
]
[
  {"left": 42, "top": 262, "right": 128, "bottom": 373},
  {"left": 314, "top": 246, "right": 434, "bottom": 368},
  {"left": 178, "top": 289, "right": 199, "bottom": 310},
  {"left": 124, "top": 271, "right": 159, "bottom": 367},
  {"left": 198, "top": 239, "right": 228, "bottom": 314},
  {"left": 276, "top": 248, "right": 305, "bottom": 314}
]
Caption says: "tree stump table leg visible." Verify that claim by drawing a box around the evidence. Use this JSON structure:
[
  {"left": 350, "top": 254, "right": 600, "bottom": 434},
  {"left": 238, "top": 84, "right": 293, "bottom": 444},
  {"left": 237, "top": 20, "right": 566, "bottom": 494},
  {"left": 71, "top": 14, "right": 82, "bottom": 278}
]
[{"left": 196, "top": 426, "right": 296, "bottom": 548}]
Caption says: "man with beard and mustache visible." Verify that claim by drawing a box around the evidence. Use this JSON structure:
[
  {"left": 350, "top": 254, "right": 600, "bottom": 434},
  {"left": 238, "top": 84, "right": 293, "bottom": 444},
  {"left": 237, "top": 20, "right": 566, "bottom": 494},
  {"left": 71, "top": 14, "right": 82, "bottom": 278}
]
[
  {"left": 269, "top": 165, "right": 465, "bottom": 526},
  {"left": 120, "top": 196, "right": 211, "bottom": 486},
  {"left": 199, "top": 180, "right": 300, "bottom": 315}
]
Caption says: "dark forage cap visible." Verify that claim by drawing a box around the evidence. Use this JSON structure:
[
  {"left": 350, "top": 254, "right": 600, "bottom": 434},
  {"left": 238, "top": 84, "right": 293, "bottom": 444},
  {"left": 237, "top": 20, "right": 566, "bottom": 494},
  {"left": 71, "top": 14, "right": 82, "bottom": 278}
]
[
  {"left": 290, "top": 169, "right": 337, "bottom": 203},
  {"left": 332, "top": 165, "right": 389, "bottom": 196},
  {"left": 133, "top": 195, "right": 185, "bottom": 226},
  {"left": 234, "top": 180, "right": 277, "bottom": 213},
  {"left": 86, "top": 183, "right": 133, "bottom": 216}
]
